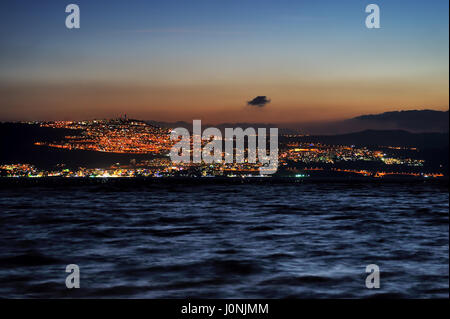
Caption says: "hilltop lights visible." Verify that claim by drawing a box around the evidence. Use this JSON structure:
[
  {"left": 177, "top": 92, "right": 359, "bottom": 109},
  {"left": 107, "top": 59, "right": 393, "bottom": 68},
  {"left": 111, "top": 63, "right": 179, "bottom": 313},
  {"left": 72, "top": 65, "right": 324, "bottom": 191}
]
[{"left": 170, "top": 120, "right": 279, "bottom": 175}]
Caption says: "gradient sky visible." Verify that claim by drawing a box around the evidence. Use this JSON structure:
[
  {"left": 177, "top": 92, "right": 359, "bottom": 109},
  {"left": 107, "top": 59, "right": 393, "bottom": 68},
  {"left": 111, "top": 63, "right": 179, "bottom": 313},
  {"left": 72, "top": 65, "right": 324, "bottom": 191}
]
[{"left": 0, "top": 0, "right": 448, "bottom": 123}]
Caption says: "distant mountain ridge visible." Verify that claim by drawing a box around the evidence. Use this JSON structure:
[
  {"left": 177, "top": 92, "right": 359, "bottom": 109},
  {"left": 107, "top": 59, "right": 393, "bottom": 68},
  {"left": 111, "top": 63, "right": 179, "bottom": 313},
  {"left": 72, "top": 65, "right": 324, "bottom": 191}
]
[
  {"left": 147, "top": 109, "right": 449, "bottom": 135},
  {"left": 293, "top": 129, "right": 449, "bottom": 149},
  {"left": 350, "top": 110, "right": 449, "bottom": 133}
]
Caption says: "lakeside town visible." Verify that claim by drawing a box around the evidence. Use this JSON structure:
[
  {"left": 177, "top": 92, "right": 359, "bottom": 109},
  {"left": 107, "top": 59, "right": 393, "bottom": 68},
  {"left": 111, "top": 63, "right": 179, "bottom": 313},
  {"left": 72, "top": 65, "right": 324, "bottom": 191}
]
[{"left": 0, "top": 119, "right": 445, "bottom": 179}]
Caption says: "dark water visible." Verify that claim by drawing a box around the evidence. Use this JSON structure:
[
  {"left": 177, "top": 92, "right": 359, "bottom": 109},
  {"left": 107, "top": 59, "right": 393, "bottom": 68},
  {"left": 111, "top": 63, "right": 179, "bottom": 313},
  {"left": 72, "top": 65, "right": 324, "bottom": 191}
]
[{"left": 0, "top": 182, "right": 448, "bottom": 298}]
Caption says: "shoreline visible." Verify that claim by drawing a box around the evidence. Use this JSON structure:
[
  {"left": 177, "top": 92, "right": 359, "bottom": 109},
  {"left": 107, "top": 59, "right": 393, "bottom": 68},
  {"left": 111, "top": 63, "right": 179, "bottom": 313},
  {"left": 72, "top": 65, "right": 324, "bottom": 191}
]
[{"left": 0, "top": 176, "right": 448, "bottom": 188}]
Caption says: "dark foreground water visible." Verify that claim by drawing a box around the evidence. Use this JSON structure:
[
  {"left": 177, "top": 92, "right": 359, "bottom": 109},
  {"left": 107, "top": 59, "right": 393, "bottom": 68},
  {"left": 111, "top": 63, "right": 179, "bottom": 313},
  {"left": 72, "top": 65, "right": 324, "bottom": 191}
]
[{"left": 0, "top": 182, "right": 448, "bottom": 298}]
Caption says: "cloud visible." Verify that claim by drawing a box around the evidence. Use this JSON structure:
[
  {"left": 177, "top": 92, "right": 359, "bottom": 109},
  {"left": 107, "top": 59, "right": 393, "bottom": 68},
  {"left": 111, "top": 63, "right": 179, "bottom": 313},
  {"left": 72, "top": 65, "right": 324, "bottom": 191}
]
[{"left": 247, "top": 96, "right": 271, "bottom": 108}]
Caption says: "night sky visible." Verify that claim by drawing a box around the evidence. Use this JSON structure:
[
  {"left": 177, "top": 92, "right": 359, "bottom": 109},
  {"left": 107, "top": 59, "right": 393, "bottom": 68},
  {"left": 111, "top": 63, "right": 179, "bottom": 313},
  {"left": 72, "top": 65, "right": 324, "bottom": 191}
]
[{"left": 0, "top": 0, "right": 448, "bottom": 123}]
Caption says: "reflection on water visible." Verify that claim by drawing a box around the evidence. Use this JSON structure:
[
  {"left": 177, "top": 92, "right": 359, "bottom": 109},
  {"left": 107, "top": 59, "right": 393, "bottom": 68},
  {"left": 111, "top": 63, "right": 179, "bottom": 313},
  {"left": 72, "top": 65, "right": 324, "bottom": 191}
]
[{"left": 0, "top": 182, "right": 448, "bottom": 298}]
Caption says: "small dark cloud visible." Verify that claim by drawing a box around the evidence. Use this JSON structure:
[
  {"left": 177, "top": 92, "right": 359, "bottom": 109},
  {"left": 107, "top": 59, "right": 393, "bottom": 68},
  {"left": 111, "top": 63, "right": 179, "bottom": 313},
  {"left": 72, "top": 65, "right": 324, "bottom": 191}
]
[{"left": 247, "top": 96, "right": 271, "bottom": 108}]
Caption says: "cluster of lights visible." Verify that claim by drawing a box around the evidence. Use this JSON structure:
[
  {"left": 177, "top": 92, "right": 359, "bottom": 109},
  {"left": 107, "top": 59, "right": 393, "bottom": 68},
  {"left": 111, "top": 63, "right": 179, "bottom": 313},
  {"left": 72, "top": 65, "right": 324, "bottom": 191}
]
[
  {"left": 36, "top": 119, "right": 173, "bottom": 154},
  {"left": 0, "top": 121, "right": 444, "bottom": 179},
  {"left": 0, "top": 161, "right": 264, "bottom": 178},
  {"left": 280, "top": 143, "right": 423, "bottom": 166}
]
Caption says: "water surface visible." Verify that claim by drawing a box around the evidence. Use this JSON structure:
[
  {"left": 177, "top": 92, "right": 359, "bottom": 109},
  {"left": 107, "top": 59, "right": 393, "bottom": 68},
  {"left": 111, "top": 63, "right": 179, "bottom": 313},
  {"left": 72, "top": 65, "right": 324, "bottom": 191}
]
[{"left": 0, "top": 182, "right": 448, "bottom": 298}]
